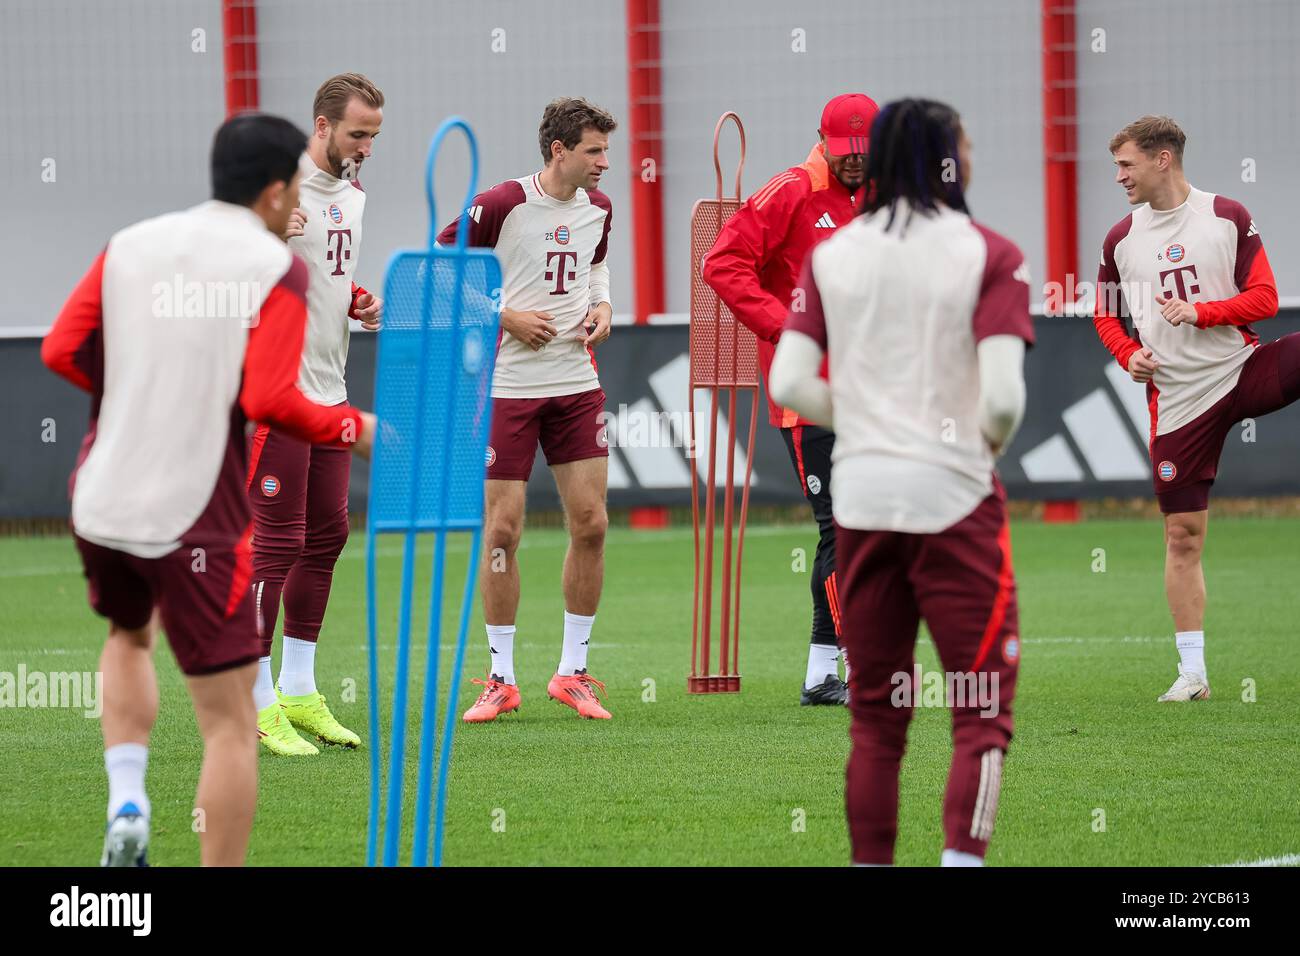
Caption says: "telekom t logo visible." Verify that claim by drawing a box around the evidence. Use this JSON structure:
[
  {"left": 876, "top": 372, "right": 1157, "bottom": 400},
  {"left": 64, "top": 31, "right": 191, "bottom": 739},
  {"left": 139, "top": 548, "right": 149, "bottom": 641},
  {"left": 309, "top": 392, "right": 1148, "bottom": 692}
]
[
  {"left": 1158, "top": 264, "right": 1200, "bottom": 300},
  {"left": 327, "top": 229, "right": 353, "bottom": 276},
  {"left": 545, "top": 251, "right": 579, "bottom": 295}
]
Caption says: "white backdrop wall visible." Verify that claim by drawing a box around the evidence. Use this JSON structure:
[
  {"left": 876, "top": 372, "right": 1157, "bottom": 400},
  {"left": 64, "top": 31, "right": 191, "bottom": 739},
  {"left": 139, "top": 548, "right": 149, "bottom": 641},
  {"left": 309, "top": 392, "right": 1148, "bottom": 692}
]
[
  {"left": 1075, "top": 0, "right": 1300, "bottom": 293},
  {"left": 6, "top": 0, "right": 1297, "bottom": 333},
  {"left": 657, "top": 0, "right": 1045, "bottom": 315},
  {"left": 255, "top": 0, "right": 631, "bottom": 322},
  {"left": 6, "top": 0, "right": 226, "bottom": 331}
]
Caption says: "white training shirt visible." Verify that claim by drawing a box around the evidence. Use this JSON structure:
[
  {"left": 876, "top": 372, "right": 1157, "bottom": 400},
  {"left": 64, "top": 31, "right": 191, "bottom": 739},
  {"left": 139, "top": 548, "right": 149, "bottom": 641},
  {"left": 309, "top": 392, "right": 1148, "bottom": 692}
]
[
  {"left": 437, "top": 172, "right": 612, "bottom": 399},
  {"left": 1097, "top": 186, "right": 1273, "bottom": 436},
  {"left": 785, "top": 201, "right": 1035, "bottom": 534},
  {"left": 289, "top": 151, "right": 367, "bottom": 404},
  {"left": 72, "top": 201, "right": 294, "bottom": 557}
]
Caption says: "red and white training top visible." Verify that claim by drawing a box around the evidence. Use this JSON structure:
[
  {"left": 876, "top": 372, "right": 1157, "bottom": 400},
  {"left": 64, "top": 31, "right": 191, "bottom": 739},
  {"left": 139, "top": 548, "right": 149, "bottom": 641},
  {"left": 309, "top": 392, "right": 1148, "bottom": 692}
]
[
  {"left": 42, "top": 200, "right": 363, "bottom": 559},
  {"left": 290, "top": 152, "right": 372, "bottom": 404},
  {"left": 1094, "top": 186, "right": 1279, "bottom": 437},
  {"left": 786, "top": 201, "right": 1034, "bottom": 533},
  {"left": 436, "top": 173, "right": 612, "bottom": 399}
]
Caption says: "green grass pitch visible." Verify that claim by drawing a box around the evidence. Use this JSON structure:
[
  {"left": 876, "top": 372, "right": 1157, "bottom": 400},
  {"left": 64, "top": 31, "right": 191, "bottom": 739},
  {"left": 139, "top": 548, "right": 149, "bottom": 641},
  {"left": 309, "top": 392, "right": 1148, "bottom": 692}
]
[{"left": 2, "top": 517, "right": 1298, "bottom": 866}]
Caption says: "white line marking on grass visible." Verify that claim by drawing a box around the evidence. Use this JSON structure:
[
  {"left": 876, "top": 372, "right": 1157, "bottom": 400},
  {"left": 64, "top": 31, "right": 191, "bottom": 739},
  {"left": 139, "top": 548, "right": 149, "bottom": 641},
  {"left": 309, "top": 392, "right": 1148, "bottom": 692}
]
[
  {"left": 0, "top": 565, "right": 80, "bottom": 578},
  {"left": 1217, "top": 853, "right": 1300, "bottom": 867},
  {"left": 356, "top": 643, "right": 620, "bottom": 652},
  {"left": 337, "top": 522, "right": 803, "bottom": 560},
  {"left": 1020, "top": 636, "right": 1157, "bottom": 645}
]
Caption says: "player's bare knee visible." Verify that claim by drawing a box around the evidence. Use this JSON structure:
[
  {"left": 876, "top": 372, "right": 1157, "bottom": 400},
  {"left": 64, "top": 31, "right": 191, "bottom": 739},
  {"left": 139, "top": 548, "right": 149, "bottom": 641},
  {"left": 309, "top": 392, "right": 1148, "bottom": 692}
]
[
  {"left": 568, "top": 507, "right": 608, "bottom": 551},
  {"left": 1165, "top": 519, "right": 1204, "bottom": 562},
  {"left": 485, "top": 520, "right": 522, "bottom": 558}
]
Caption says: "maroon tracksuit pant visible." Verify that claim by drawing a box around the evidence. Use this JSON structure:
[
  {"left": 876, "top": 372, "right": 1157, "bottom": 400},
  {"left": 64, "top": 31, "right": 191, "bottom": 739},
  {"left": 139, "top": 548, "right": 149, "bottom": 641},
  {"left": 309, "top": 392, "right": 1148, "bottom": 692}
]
[
  {"left": 837, "top": 480, "right": 1021, "bottom": 864},
  {"left": 246, "top": 422, "right": 351, "bottom": 654}
]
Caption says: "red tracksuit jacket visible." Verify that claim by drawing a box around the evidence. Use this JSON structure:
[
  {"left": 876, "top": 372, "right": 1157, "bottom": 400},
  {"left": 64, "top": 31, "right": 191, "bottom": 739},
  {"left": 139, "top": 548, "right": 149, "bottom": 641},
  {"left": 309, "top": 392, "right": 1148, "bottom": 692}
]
[{"left": 702, "top": 144, "right": 860, "bottom": 427}]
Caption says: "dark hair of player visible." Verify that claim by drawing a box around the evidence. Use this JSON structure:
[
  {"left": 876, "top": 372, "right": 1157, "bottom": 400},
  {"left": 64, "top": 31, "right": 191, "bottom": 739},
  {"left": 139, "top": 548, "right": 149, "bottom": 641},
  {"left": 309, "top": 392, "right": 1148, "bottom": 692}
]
[
  {"left": 860, "top": 98, "right": 968, "bottom": 231},
  {"left": 210, "top": 113, "right": 308, "bottom": 206},
  {"left": 537, "top": 97, "right": 618, "bottom": 164}
]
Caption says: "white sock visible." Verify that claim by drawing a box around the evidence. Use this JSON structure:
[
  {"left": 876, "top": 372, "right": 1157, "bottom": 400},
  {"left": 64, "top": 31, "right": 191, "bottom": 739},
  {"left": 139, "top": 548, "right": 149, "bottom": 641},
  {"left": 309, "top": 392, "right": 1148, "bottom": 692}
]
[
  {"left": 1175, "top": 630, "right": 1206, "bottom": 678},
  {"left": 841, "top": 648, "right": 852, "bottom": 685},
  {"left": 806, "top": 643, "right": 840, "bottom": 689},
  {"left": 487, "top": 624, "right": 517, "bottom": 685},
  {"left": 941, "top": 849, "right": 984, "bottom": 867},
  {"left": 559, "top": 611, "right": 595, "bottom": 676},
  {"left": 253, "top": 656, "right": 277, "bottom": 711},
  {"left": 105, "top": 743, "right": 150, "bottom": 821},
  {"left": 278, "top": 636, "right": 318, "bottom": 696}
]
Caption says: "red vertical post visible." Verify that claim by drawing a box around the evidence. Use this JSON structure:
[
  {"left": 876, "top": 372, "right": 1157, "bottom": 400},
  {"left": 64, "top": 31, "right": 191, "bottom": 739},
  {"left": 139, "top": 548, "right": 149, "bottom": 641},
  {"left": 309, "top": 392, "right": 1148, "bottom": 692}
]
[
  {"left": 1042, "top": 2, "right": 1081, "bottom": 522},
  {"left": 625, "top": 0, "right": 665, "bottom": 326},
  {"left": 223, "top": 0, "right": 260, "bottom": 117},
  {"left": 1041, "top": 0, "right": 1078, "bottom": 313}
]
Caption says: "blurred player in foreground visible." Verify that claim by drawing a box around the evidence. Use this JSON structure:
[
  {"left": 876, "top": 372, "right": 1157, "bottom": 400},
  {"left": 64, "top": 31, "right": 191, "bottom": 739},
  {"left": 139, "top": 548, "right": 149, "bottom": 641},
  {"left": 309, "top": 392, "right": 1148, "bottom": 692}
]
[
  {"left": 246, "top": 73, "right": 384, "bottom": 755},
  {"left": 1094, "top": 116, "right": 1286, "bottom": 703},
  {"left": 703, "top": 92, "right": 879, "bottom": 706},
  {"left": 42, "top": 114, "right": 375, "bottom": 865},
  {"left": 770, "top": 99, "right": 1032, "bottom": 866},
  {"left": 435, "top": 98, "right": 617, "bottom": 722}
]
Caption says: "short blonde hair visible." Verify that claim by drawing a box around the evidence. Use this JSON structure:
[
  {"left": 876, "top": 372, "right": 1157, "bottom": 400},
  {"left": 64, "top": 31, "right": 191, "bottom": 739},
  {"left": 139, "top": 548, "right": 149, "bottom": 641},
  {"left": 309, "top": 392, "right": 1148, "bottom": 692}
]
[
  {"left": 312, "top": 73, "right": 384, "bottom": 125},
  {"left": 1109, "top": 115, "right": 1185, "bottom": 164}
]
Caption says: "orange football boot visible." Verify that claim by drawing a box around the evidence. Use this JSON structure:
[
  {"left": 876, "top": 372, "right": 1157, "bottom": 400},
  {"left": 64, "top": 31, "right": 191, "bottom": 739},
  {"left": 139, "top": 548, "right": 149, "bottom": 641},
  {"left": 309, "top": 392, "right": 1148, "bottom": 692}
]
[
  {"left": 547, "top": 669, "right": 612, "bottom": 719},
  {"left": 461, "top": 676, "right": 521, "bottom": 723}
]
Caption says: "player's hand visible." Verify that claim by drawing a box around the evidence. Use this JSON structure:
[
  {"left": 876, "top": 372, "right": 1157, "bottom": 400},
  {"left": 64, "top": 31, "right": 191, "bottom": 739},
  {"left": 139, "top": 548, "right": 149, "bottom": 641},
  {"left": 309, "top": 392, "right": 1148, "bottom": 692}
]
[
  {"left": 349, "top": 411, "right": 377, "bottom": 459},
  {"left": 284, "top": 207, "right": 307, "bottom": 241},
  {"left": 1127, "top": 346, "right": 1158, "bottom": 384},
  {"left": 502, "top": 308, "right": 558, "bottom": 351},
  {"left": 354, "top": 293, "right": 383, "bottom": 331},
  {"left": 581, "top": 302, "right": 612, "bottom": 348},
  {"left": 1155, "top": 294, "right": 1197, "bottom": 327}
]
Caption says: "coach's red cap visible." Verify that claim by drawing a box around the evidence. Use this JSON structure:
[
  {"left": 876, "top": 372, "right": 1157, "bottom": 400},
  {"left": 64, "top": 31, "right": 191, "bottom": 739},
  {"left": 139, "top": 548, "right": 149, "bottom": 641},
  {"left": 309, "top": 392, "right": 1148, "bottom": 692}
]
[{"left": 820, "top": 93, "right": 880, "bottom": 156}]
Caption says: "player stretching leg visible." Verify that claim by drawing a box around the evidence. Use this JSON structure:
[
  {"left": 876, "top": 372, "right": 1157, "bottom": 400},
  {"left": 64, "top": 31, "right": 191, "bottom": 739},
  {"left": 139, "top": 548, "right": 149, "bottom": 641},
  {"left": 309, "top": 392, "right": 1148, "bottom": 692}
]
[
  {"left": 1094, "top": 116, "right": 1287, "bottom": 702},
  {"left": 772, "top": 99, "right": 1032, "bottom": 866},
  {"left": 434, "top": 98, "right": 617, "bottom": 722},
  {"left": 246, "top": 74, "right": 384, "bottom": 753},
  {"left": 43, "top": 114, "right": 374, "bottom": 864},
  {"left": 703, "top": 93, "right": 880, "bottom": 706}
]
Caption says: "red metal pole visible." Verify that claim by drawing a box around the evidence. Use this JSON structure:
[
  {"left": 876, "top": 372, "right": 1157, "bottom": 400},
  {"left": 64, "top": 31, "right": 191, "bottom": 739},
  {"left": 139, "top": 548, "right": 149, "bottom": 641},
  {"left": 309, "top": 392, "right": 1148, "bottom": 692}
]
[
  {"left": 1041, "top": 0, "right": 1077, "bottom": 314},
  {"left": 223, "top": 0, "right": 260, "bottom": 117},
  {"left": 625, "top": 0, "right": 665, "bottom": 326},
  {"left": 1042, "top": 2, "right": 1080, "bottom": 520}
]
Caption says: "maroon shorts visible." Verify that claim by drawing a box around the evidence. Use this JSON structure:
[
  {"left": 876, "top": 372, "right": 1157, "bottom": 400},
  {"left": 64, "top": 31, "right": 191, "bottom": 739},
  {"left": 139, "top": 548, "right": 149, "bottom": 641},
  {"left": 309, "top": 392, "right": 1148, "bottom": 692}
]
[
  {"left": 74, "top": 533, "right": 259, "bottom": 676},
  {"left": 486, "top": 387, "right": 608, "bottom": 481},
  {"left": 1151, "top": 333, "right": 1300, "bottom": 513},
  {"left": 835, "top": 481, "right": 1020, "bottom": 733}
]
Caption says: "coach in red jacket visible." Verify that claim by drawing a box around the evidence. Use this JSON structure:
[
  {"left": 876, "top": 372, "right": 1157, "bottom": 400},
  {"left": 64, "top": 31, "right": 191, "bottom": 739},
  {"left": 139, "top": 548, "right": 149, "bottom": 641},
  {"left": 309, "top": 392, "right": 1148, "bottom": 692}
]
[{"left": 702, "top": 92, "right": 878, "bottom": 706}]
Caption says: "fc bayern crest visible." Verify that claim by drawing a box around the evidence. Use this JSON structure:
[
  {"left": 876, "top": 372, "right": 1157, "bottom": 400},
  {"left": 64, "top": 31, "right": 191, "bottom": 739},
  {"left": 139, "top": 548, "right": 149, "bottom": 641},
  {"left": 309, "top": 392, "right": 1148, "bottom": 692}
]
[
  {"left": 261, "top": 475, "right": 281, "bottom": 497},
  {"left": 554, "top": 225, "right": 570, "bottom": 245},
  {"left": 1002, "top": 633, "right": 1020, "bottom": 665},
  {"left": 1166, "top": 243, "right": 1184, "bottom": 263},
  {"left": 329, "top": 203, "right": 344, "bottom": 224},
  {"left": 485, "top": 446, "right": 497, "bottom": 467},
  {"left": 848, "top": 113, "right": 864, "bottom": 130},
  {"left": 1158, "top": 460, "right": 1177, "bottom": 481},
  {"left": 806, "top": 474, "right": 822, "bottom": 495}
]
